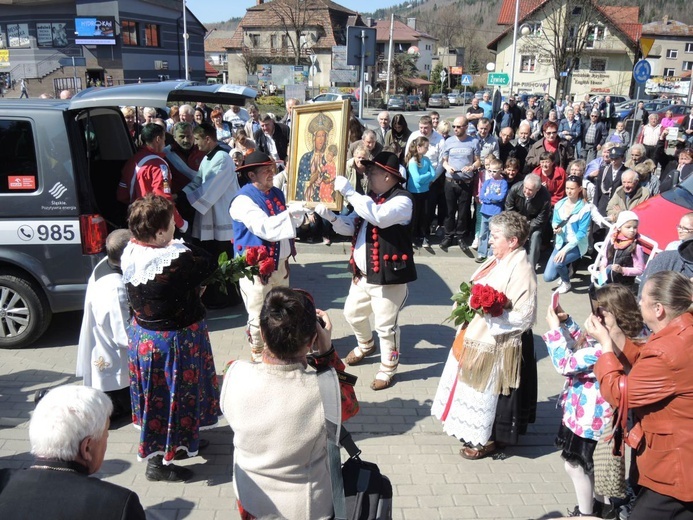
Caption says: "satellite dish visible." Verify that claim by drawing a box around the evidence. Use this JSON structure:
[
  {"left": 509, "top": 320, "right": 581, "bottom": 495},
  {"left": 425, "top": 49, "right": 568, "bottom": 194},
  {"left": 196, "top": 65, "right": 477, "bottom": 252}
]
[
  {"left": 408, "top": 46, "right": 420, "bottom": 55},
  {"left": 486, "top": 62, "right": 496, "bottom": 72}
]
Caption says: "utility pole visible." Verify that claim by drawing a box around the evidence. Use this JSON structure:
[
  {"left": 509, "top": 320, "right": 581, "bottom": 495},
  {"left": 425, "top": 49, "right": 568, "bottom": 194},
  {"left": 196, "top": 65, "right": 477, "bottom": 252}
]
[
  {"left": 182, "top": 0, "right": 189, "bottom": 80},
  {"left": 384, "top": 13, "right": 394, "bottom": 102}
]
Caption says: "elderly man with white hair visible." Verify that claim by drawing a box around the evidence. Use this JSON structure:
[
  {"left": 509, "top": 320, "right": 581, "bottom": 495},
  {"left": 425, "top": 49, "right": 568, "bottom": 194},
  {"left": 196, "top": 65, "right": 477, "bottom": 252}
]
[
  {"left": 0, "top": 385, "right": 146, "bottom": 519},
  {"left": 606, "top": 168, "right": 650, "bottom": 222},
  {"left": 178, "top": 104, "right": 195, "bottom": 125}
]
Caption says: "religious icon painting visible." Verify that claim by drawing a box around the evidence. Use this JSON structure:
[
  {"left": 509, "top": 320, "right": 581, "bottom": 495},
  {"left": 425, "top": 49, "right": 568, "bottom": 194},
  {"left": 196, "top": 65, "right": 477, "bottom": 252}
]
[{"left": 287, "top": 99, "right": 350, "bottom": 211}]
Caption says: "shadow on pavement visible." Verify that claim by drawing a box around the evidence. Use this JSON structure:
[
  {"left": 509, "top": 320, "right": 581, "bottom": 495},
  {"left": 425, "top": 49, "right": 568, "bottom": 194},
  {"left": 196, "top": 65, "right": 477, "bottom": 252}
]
[
  {"left": 145, "top": 498, "right": 197, "bottom": 519},
  {"left": 0, "top": 369, "right": 79, "bottom": 429}
]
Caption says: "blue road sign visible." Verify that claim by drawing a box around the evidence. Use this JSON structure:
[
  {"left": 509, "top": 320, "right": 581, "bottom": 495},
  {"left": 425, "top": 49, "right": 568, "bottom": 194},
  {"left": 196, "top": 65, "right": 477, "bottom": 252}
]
[
  {"left": 633, "top": 60, "right": 651, "bottom": 84},
  {"left": 460, "top": 74, "right": 473, "bottom": 86}
]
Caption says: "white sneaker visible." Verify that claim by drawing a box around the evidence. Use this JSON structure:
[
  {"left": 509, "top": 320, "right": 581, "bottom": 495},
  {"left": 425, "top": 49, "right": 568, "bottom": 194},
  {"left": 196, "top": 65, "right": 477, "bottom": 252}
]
[
  {"left": 471, "top": 236, "right": 479, "bottom": 250},
  {"left": 557, "top": 280, "right": 572, "bottom": 294}
]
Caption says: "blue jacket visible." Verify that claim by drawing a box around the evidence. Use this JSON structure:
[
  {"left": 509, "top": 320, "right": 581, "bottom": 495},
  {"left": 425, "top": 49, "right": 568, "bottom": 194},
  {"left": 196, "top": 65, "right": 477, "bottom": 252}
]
[
  {"left": 558, "top": 118, "right": 582, "bottom": 142},
  {"left": 479, "top": 177, "right": 508, "bottom": 217},
  {"left": 552, "top": 197, "right": 592, "bottom": 255},
  {"left": 407, "top": 156, "right": 436, "bottom": 193}
]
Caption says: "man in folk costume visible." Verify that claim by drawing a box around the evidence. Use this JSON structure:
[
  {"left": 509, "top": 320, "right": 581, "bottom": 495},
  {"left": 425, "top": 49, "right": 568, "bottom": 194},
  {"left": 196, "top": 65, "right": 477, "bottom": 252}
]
[
  {"left": 230, "top": 151, "right": 308, "bottom": 361},
  {"left": 75, "top": 229, "right": 133, "bottom": 421},
  {"left": 431, "top": 211, "right": 537, "bottom": 459},
  {"left": 316, "top": 151, "right": 417, "bottom": 390}
]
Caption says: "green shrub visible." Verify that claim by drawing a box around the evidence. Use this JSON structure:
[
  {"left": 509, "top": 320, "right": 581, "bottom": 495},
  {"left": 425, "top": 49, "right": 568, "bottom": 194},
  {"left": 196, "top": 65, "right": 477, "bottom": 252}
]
[{"left": 255, "top": 95, "right": 285, "bottom": 107}]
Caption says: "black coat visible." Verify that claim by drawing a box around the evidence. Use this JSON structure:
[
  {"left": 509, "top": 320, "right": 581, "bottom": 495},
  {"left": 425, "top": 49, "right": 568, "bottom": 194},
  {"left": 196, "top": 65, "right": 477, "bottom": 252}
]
[
  {"left": 0, "top": 464, "right": 146, "bottom": 520},
  {"left": 581, "top": 121, "right": 608, "bottom": 147},
  {"left": 504, "top": 182, "right": 551, "bottom": 235},
  {"left": 254, "top": 122, "right": 291, "bottom": 162}
]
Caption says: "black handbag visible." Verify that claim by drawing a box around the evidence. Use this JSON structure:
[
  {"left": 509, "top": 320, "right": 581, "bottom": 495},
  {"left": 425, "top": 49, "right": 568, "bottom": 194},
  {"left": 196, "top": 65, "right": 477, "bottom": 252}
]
[{"left": 338, "top": 427, "right": 393, "bottom": 520}]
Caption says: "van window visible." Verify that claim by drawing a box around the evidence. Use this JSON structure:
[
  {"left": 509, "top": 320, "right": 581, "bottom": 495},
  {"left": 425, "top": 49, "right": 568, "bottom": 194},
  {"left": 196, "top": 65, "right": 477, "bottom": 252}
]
[{"left": 0, "top": 119, "right": 39, "bottom": 194}]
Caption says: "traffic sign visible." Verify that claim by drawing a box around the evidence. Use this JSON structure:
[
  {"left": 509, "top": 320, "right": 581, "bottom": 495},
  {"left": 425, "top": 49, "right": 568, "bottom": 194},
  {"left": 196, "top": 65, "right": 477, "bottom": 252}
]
[
  {"left": 633, "top": 59, "right": 651, "bottom": 84},
  {"left": 487, "top": 72, "right": 510, "bottom": 86},
  {"left": 460, "top": 74, "right": 473, "bottom": 86}
]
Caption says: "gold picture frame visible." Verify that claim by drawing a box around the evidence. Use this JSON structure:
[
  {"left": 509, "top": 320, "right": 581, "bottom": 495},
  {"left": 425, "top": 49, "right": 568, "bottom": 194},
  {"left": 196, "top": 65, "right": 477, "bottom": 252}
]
[{"left": 287, "top": 99, "right": 349, "bottom": 211}]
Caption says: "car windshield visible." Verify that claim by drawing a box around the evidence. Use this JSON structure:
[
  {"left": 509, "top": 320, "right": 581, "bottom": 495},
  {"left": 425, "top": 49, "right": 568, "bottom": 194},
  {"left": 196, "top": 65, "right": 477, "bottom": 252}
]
[{"left": 662, "top": 174, "right": 693, "bottom": 210}]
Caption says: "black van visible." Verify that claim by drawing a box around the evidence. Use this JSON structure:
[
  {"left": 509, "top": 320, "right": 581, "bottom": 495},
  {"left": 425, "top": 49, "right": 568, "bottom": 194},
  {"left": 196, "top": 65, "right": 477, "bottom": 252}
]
[{"left": 0, "top": 81, "right": 256, "bottom": 348}]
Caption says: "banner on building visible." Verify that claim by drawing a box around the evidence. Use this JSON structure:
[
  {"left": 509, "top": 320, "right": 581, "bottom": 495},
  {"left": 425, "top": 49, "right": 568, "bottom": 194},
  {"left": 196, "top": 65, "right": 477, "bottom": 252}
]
[
  {"left": 0, "top": 50, "right": 10, "bottom": 69},
  {"left": 645, "top": 76, "right": 690, "bottom": 97}
]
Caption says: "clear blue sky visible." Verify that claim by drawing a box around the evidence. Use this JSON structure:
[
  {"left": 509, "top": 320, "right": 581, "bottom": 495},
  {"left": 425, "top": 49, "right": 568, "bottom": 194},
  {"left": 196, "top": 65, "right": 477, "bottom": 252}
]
[{"left": 186, "top": 0, "right": 397, "bottom": 24}]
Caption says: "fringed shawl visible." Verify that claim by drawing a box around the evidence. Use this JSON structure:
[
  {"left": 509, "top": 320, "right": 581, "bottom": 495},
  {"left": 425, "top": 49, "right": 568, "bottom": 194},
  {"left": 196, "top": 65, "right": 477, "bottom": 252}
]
[{"left": 457, "top": 247, "right": 537, "bottom": 395}]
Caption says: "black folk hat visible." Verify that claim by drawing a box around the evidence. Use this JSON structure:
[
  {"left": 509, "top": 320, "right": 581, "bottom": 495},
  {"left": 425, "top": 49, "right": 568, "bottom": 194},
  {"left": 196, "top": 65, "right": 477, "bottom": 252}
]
[
  {"left": 235, "top": 150, "right": 276, "bottom": 173},
  {"left": 362, "top": 151, "right": 406, "bottom": 181}
]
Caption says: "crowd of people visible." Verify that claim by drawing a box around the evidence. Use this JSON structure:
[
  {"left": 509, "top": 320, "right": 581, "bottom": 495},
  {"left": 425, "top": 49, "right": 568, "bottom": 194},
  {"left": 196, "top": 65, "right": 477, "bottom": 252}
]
[{"left": 3, "top": 93, "right": 693, "bottom": 520}]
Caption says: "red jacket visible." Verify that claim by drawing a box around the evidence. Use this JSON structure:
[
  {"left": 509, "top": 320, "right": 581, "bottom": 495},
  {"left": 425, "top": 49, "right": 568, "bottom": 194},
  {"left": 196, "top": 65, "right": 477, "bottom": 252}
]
[
  {"left": 118, "top": 147, "right": 184, "bottom": 228},
  {"left": 532, "top": 165, "right": 566, "bottom": 205},
  {"left": 595, "top": 312, "right": 693, "bottom": 501}
]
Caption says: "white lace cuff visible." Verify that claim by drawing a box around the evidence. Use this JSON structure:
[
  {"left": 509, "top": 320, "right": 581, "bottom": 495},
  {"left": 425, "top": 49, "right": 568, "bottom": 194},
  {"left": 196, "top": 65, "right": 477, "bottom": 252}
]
[{"left": 121, "top": 239, "right": 190, "bottom": 286}]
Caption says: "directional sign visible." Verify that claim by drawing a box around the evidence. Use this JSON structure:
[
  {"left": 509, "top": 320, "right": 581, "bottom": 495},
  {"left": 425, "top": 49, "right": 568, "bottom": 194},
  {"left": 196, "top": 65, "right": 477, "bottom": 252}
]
[
  {"left": 346, "top": 26, "right": 377, "bottom": 67},
  {"left": 440, "top": 69, "right": 448, "bottom": 81},
  {"left": 487, "top": 72, "right": 510, "bottom": 86},
  {"left": 633, "top": 59, "right": 651, "bottom": 84},
  {"left": 460, "top": 74, "right": 473, "bottom": 86}
]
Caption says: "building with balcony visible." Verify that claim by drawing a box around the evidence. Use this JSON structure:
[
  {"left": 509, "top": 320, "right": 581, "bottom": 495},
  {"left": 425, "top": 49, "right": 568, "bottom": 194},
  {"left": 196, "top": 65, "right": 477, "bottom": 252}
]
[
  {"left": 487, "top": 0, "right": 641, "bottom": 99},
  {"left": 641, "top": 17, "right": 693, "bottom": 98},
  {"left": 0, "top": 0, "right": 206, "bottom": 97},
  {"left": 225, "top": 0, "right": 365, "bottom": 91}
]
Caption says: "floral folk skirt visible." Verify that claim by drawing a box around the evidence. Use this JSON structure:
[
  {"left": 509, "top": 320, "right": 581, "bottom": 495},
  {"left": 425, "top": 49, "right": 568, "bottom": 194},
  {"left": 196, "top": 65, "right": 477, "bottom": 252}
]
[{"left": 128, "top": 319, "right": 221, "bottom": 463}]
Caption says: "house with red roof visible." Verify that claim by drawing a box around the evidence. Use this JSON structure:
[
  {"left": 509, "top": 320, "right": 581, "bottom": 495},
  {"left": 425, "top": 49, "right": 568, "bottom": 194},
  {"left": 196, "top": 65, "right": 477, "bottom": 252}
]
[
  {"left": 373, "top": 18, "right": 437, "bottom": 86},
  {"left": 225, "top": 0, "right": 365, "bottom": 89},
  {"left": 487, "top": 0, "right": 641, "bottom": 99}
]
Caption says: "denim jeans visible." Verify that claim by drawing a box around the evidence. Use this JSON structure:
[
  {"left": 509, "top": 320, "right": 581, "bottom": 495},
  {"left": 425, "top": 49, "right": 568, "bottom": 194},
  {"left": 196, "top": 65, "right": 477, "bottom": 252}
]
[
  {"left": 543, "top": 246, "right": 583, "bottom": 283},
  {"left": 478, "top": 214, "right": 493, "bottom": 258},
  {"left": 525, "top": 230, "right": 543, "bottom": 268}
]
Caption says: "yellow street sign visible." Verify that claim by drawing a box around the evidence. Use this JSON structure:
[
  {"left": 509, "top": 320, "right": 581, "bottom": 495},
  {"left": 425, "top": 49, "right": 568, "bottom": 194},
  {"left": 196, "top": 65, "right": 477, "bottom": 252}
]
[{"left": 640, "top": 37, "right": 655, "bottom": 58}]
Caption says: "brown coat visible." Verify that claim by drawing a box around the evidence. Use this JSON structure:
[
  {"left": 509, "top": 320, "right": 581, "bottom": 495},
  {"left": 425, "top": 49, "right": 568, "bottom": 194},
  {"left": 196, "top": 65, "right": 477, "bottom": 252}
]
[{"left": 594, "top": 312, "right": 693, "bottom": 501}]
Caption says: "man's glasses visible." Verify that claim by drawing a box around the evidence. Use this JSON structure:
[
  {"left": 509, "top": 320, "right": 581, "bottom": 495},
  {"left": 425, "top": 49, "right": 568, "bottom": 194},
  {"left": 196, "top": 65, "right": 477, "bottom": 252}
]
[
  {"left": 486, "top": 169, "right": 501, "bottom": 174},
  {"left": 677, "top": 225, "right": 693, "bottom": 233},
  {"left": 452, "top": 125, "right": 465, "bottom": 128}
]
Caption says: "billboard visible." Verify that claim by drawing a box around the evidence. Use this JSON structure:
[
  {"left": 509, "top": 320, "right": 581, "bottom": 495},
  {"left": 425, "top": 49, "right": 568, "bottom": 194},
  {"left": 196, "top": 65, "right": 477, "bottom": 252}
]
[{"left": 74, "top": 17, "right": 116, "bottom": 45}]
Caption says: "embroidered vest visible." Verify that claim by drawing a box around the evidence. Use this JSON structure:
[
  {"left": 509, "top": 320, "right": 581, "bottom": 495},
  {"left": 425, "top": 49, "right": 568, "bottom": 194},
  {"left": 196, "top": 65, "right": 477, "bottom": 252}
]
[
  {"left": 232, "top": 184, "right": 296, "bottom": 271},
  {"left": 348, "top": 187, "right": 417, "bottom": 285}
]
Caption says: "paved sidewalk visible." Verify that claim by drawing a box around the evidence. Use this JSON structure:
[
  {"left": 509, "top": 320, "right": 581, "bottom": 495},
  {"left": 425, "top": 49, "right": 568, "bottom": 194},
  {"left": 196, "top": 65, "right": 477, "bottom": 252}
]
[{"left": 0, "top": 248, "right": 597, "bottom": 520}]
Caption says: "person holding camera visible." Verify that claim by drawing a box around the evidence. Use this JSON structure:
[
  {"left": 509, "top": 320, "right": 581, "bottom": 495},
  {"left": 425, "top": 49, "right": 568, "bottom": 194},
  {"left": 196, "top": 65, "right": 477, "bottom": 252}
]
[
  {"left": 220, "top": 287, "right": 359, "bottom": 520},
  {"left": 590, "top": 271, "right": 693, "bottom": 519},
  {"left": 543, "top": 285, "right": 644, "bottom": 518}
]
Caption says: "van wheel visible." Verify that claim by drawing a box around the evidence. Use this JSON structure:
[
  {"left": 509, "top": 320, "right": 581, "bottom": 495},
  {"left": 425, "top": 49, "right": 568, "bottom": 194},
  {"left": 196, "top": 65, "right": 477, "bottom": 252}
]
[{"left": 0, "top": 275, "right": 52, "bottom": 349}]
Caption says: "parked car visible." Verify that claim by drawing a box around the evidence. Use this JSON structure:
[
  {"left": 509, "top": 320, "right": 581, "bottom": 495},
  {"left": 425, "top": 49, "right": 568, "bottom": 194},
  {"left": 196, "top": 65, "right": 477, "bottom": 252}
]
[
  {"left": 0, "top": 81, "right": 256, "bottom": 348},
  {"left": 387, "top": 94, "right": 411, "bottom": 111},
  {"left": 308, "top": 92, "right": 359, "bottom": 113},
  {"left": 428, "top": 93, "right": 450, "bottom": 109},
  {"left": 616, "top": 99, "right": 670, "bottom": 121},
  {"left": 588, "top": 94, "right": 630, "bottom": 105},
  {"left": 652, "top": 104, "right": 692, "bottom": 126},
  {"left": 475, "top": 90, "right": 492, "bottom": 100},
  {"left": 407, "top": 95, "right": 423, "bottom": 111},
  {"left": 633, "top": 173, "right": 693, "bottom": 249},
  {"left": 447, "top": 92, "right": 462, "bottom": 106}
]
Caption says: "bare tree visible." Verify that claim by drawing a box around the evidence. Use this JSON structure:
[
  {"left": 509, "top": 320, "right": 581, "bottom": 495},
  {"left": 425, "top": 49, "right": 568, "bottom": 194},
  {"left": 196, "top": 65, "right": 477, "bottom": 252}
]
[
  {"left": 518, "top": 0, "right": 615, "bottom": 97},
  {"left": 271, "top": 0, "right": 313, "bottom": 66},
  {"left": 240, "top": 48, "right": 263, "bottom": 76}
]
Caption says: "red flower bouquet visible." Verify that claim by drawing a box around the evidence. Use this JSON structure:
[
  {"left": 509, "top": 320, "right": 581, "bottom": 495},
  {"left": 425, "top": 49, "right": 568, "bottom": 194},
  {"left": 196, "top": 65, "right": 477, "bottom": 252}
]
[
  {"left": 206, "top": 246, "right": 276, "bottom": 294},
  {"left": 448, "top": 282, "right": 510, "bottom": 326},
  {"left": 469, "top": 283, "right": 509, "bottom": 318}
]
